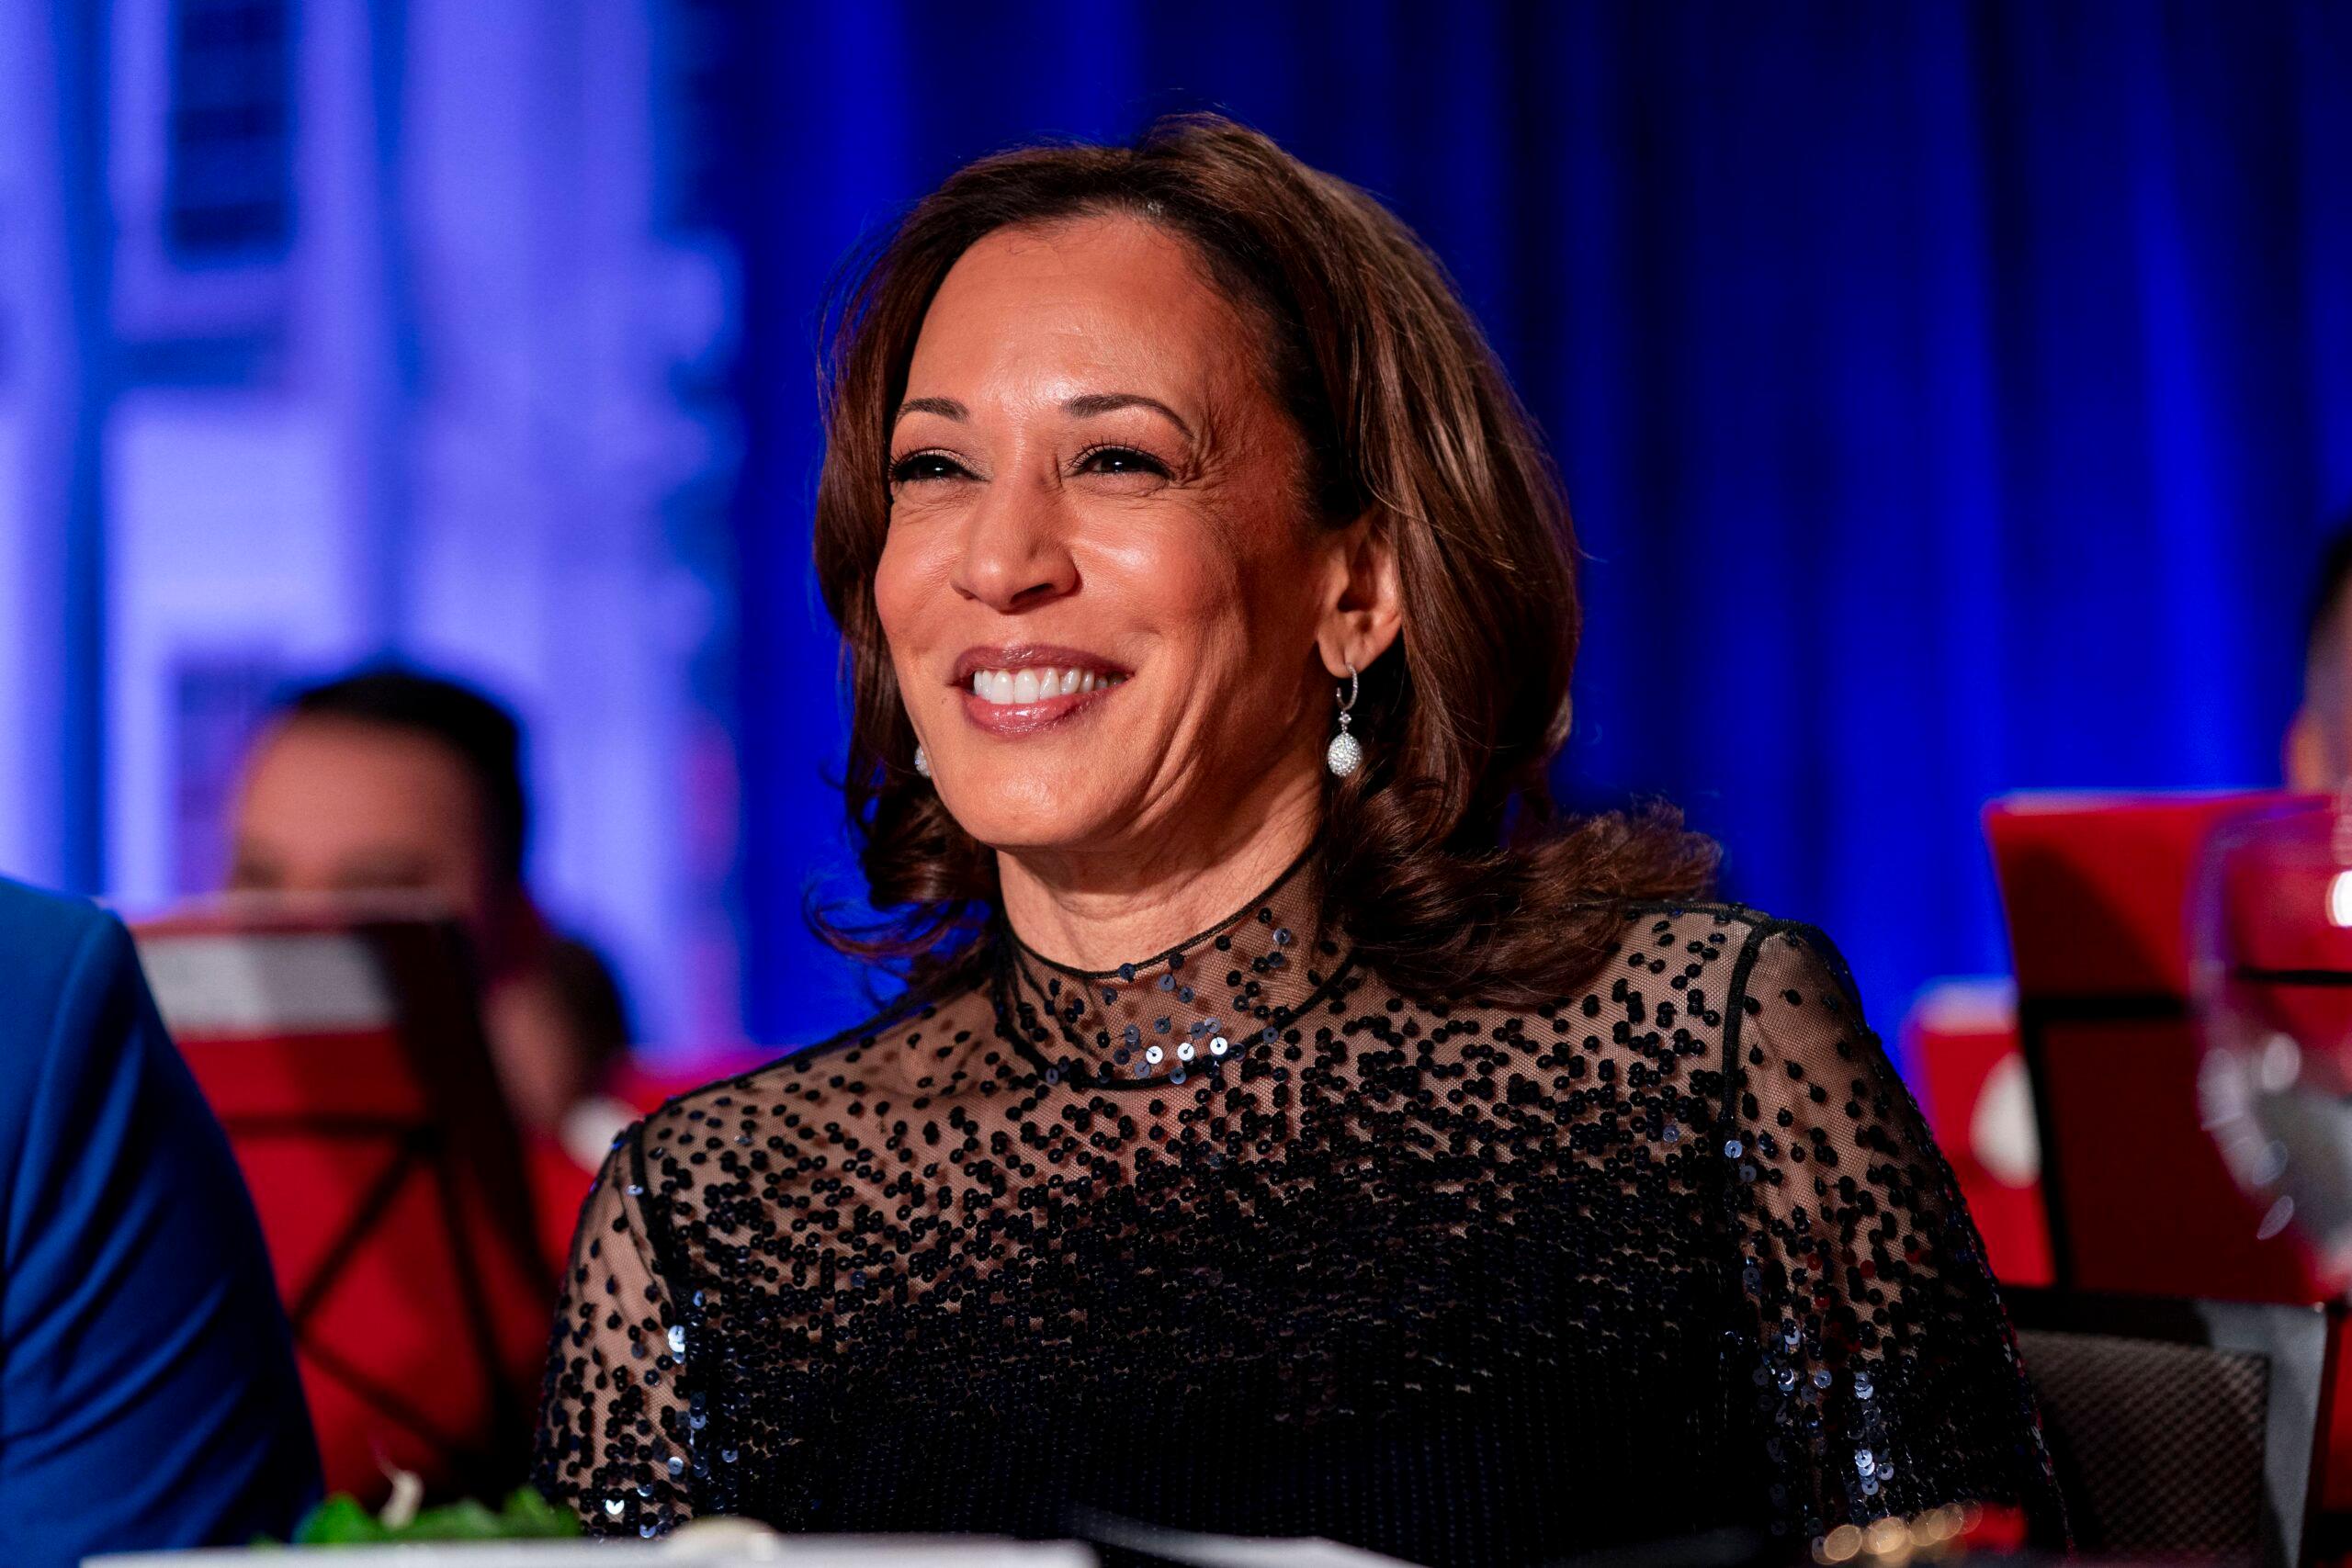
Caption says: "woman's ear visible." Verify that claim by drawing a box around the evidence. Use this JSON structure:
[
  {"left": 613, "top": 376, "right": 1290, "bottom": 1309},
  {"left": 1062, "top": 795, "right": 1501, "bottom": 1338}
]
[{"left": 1316, "top": 514, "right": 1403, "bottom": 680}]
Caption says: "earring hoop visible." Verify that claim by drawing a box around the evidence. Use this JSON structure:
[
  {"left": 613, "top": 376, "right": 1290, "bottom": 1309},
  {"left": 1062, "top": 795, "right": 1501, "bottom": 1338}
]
[{"left": 1325, "top": 660, "right": 1363, "bottom": 778}]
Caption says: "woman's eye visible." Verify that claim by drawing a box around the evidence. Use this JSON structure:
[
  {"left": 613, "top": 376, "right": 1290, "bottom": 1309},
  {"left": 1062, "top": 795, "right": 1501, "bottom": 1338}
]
[
  {"left": 1075, "top": 446, "right": 1169, "bottom": 479},
  {"left": 889, "top": 452, "right": 970, "bottom": 485}
]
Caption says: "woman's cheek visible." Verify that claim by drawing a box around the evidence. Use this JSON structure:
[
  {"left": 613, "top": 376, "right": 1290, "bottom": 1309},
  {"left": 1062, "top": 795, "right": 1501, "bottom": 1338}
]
[
  {"left": 874, "top": 522, "right": 945, "bottom": 650},
  {"left": 1083, "top": 504, "right": 1250, "bottom": 618}
]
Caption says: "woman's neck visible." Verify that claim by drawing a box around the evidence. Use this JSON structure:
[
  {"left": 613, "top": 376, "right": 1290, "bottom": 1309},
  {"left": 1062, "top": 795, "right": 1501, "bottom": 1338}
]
[{"left": 995, "top": 772, "right": 1323, "bottom": 972}]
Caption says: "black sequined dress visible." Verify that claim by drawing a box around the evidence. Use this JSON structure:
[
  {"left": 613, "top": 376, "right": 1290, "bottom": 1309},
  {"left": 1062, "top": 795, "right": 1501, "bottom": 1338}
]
[{"left": 536, "top": 852, "right": 2062, "bottom": 1562}]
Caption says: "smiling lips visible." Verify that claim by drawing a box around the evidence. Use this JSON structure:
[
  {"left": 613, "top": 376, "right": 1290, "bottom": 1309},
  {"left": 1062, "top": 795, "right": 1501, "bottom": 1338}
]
[
  {"left": 952, "top": 649, "right": 1129, "bottom": 735},
  {"left": 969, "top": 665, "right": 1125, "bottom": 703}
]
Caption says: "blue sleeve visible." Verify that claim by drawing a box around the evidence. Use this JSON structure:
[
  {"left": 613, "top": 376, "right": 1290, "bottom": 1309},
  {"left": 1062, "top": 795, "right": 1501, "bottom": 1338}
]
[{"left": 1, "top": 905, "right": 322, "bottom": 1564}]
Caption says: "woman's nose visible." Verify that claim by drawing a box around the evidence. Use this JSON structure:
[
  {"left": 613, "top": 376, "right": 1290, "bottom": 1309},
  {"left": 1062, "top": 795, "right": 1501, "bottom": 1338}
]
[{"left": 948, "top": 479, "right": 1079, "bottom": 613}]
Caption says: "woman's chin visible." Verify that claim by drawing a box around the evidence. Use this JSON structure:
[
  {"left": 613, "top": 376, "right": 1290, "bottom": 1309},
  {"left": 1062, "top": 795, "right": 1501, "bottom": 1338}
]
[{"left": 934, "top": 777, "right": 1146, "bottom": 857}]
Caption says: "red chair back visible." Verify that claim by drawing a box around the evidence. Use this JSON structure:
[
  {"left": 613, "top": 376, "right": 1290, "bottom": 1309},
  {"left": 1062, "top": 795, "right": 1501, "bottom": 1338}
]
[
  {"left": 134, "top": 911, "right": 553, "bottom": 1506},
  {"left": 1985, "top": 792, "right": 2329, "bottom": 1300},
  {"left": 1904, "top": 979, "right": 2052, "bottom": 1286}
]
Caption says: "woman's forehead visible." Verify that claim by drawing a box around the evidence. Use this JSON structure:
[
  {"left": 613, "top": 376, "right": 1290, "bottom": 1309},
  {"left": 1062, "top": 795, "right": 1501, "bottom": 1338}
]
[{"left": 907, "top": 216, "right": 1261, "bottom": 400}]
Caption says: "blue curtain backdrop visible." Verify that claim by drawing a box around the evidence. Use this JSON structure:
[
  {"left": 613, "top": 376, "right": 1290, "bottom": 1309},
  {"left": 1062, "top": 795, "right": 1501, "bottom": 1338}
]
[{"left": 719, "top": 0, "right": 2352, "bottom": 1052}]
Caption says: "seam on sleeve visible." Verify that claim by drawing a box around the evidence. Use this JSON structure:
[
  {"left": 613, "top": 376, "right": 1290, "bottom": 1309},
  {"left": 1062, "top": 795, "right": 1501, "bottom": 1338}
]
[
  {"left": 1714, "top": 916, "right": 1870, "bottom": 1128},
  {"left": 1716, "top": 920, "right": 1774, "bottom": 1129},
  {"left": 620, "top": 1121, "right": 680, "bottom": 1302}
]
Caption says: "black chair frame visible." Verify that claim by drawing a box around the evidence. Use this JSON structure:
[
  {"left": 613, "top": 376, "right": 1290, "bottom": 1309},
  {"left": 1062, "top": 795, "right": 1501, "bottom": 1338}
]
[{"left": 2005, "top": 1285, "right": 2339, "bottom": 1568}]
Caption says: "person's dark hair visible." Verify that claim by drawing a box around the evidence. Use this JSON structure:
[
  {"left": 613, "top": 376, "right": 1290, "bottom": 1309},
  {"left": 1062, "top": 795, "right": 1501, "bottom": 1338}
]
[
  {"left": 275, "top": 666, "right": 530, "bottom": 884},
  {"left": 811, "top": 113, "right": 1716, "bottom": 1003},
  {"left": 2304, "top": 525, "right": 2352, "bottom": 674},
  {"left": 547, "top": 932, "right": 635, "bottom": 1069}
]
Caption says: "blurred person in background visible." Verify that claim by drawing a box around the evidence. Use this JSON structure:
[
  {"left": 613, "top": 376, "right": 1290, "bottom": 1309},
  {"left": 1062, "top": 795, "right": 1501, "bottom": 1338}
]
[
  {"left": 2287, "top": 521, "right": 2352, "bottom": 794},
  {"left": 224, "top": 667, "right": 634, "bottom": 1152},
  {"left": 1, "top": 877, "right": 320, "bottom": 1564}
]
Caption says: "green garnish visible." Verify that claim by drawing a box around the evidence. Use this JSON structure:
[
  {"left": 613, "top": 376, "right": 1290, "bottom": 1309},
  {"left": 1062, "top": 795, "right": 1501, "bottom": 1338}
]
[{"left": 291, "top": 1485, "right": 580, "bottom": 1544}]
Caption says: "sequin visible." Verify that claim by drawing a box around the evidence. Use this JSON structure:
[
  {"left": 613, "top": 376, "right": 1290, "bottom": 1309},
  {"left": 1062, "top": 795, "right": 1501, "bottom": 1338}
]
[{"left": 534, "top": 871, "right": 2062, "bottom": 1552}]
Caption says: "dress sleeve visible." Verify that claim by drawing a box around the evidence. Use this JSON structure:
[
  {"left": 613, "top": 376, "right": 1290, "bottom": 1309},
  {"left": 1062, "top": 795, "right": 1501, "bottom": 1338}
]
[
  {"left": 1719, "top": 920, "right": 2065, "bottom": 1545},
  {"left": 533, "top": 1126, "right": 696, "bottom": 1536}
]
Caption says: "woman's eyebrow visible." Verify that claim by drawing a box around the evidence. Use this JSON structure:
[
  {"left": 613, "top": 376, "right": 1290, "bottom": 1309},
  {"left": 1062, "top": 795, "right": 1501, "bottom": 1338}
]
[
  {"left": 895, "top": 396, "right": 967, "bottom": 423},
  {"left": 1064, "top": 392, "right": 1193, "bottom": 438}
]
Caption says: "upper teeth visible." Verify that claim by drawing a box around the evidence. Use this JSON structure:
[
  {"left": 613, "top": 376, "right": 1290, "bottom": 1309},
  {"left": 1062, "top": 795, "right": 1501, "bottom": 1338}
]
[{"left": 969, "top": 667, "right": 1124, "bottom": 705}]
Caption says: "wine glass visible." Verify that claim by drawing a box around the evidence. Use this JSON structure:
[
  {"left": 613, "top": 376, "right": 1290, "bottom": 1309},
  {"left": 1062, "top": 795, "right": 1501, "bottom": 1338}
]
[{"left": 2191, "top": 794, "right": 2352, "bottom": 1291}]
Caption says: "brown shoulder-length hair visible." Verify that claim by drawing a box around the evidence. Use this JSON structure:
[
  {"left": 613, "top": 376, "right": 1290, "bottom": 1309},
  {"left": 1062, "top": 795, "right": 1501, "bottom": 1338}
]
[{"left": 810, "top": 113, "right": 1715, "bottom": 1004}]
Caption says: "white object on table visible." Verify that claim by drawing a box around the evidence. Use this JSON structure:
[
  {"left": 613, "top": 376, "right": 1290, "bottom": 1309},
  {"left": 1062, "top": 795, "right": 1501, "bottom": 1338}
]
[
  {"left": 1070, "top": 1514, "right": 1428, "bottom": 1568},
  {"left": 88, "top": 1537, "right": 1094, "bottom": 1567}
]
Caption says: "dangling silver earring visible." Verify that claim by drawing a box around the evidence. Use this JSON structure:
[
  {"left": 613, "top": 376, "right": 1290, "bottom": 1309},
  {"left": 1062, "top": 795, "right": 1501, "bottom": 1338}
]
[
  {"left": 1325, "top": 662, "right": 1363, "bottom": 778},
  {"left": 913, "top": 742, "right": 932, "bottom": 779}
]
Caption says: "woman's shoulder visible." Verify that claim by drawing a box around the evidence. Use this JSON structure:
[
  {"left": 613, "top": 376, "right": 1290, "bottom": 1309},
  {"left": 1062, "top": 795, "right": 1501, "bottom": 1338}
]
[
  {"left": 1600, "top": 897, "right": 1859, "bottom": 983},
  {"left": 1581, "top": 897, "right": 1872, "bottom": 1047},
  {"left": 619, "top": 973, "right": 1000, "bottom": 1147}
]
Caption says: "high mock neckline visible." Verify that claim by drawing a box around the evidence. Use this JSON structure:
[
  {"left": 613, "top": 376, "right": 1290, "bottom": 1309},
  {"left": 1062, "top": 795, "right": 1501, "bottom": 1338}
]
[{"left": 994, "top": 845, "right": 1351, "bottom": 1089}]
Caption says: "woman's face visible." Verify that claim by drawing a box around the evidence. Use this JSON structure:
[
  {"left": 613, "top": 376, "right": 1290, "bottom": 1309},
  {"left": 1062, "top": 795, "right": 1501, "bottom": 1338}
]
[{"left": 875, "top": 213, "right": 1359, "bottom": 866}]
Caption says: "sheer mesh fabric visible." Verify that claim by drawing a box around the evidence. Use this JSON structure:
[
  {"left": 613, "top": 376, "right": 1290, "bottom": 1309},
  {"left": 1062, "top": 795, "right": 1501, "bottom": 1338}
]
[{"left": 535, "top": 853, "right": 2063, "bottom": 1563}]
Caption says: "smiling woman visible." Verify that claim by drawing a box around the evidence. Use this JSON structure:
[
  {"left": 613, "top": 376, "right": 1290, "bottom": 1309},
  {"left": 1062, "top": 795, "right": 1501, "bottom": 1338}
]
[{"left": 534, "top": 116, "right": 2066, "bottom": 1563}]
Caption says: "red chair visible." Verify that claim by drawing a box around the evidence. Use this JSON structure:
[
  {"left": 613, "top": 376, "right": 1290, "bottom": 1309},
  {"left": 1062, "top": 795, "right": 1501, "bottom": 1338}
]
[
  {"left": 1986, "top": 791, "right": 2328, "bottom": 1300},
  {"left": 1904, "top": 979, "right": 2052, "bottom": 1287},
  {"left": 134, "top": 910, "right": 554, "bottom": 1506},
  {"left": 1984, "top": 791, "right": 2352, "bottom": 1510}
]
